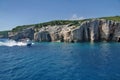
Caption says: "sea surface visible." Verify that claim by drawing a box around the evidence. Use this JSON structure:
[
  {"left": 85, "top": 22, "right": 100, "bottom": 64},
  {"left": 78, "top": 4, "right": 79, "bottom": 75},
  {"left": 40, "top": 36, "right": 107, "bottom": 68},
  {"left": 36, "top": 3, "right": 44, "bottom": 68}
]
[{"left": 0, "top": 39, "right": 120, "bottom": 80}]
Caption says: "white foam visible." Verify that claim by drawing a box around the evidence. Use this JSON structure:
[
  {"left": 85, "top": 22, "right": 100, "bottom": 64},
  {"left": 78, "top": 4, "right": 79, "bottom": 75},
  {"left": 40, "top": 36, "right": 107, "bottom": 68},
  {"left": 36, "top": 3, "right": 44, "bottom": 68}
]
[{"left": 0, "top": 40, "right": 27, "bottom": 47}]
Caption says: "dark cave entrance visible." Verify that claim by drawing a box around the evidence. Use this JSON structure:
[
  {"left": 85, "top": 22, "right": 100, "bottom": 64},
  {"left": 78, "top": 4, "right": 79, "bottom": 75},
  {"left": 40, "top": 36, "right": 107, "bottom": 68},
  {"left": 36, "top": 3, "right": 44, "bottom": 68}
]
[{"left": 118, "top": 38, "right": 120, "bottom": 42}]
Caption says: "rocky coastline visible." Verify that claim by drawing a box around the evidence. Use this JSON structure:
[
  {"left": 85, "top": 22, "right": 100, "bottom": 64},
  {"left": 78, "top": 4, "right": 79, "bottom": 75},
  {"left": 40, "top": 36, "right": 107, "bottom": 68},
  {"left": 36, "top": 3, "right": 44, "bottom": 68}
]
[{"left": 1, "top": 16, "right": 120, "bottom": 42}]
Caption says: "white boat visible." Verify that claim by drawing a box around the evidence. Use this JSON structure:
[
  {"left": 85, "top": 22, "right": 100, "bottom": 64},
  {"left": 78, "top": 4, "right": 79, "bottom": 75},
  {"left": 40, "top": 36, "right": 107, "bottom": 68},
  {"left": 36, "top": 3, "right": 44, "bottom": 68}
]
[
  {"left": 26, "top": 39, "right": 32, "bottom": 47},
  {"left": 20, "top": 39, "right": 32, "bottom": 47}
]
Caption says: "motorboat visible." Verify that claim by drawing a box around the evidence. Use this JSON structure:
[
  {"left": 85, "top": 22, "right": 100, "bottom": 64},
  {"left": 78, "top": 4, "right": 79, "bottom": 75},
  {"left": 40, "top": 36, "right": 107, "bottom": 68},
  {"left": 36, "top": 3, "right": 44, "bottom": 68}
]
[
  {"left": 20, "top": 38, "right": 33, "bottom": 47},
  {"left": 26, "top": 39, "right": 32, "bottom": 47}
]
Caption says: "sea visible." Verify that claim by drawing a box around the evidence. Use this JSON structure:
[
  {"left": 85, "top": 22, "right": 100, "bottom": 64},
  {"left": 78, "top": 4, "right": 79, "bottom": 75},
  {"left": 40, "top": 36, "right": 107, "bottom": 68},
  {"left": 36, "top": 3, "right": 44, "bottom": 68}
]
[{"left": 0, "top": 39, "right": 120, "bottom": 80}]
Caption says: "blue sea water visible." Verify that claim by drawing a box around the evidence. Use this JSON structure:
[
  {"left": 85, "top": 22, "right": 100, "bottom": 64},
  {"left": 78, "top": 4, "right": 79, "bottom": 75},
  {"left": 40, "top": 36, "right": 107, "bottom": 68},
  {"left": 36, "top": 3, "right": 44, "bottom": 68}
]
[{"left": 0, "top": 39, "right": 120, "bottom": 80}]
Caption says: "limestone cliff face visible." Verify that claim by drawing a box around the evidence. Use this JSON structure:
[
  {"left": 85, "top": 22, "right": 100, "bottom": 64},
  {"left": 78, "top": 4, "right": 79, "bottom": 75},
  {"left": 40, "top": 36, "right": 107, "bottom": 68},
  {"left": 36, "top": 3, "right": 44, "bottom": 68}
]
[
  {"left": 34, "top": 25, "right": 67, "bottom": 42},
  {"left": 9, "top": 19, "right": 120, "bottom": 42},
  {"left": 34, "top": 31, "right": 51, "bottom": 42},
  {"left": 8, "top": 27, "right": 34, "bottom": 41},
  {"left": 72, "top": 19, "right": 120, "bottom": 42}
]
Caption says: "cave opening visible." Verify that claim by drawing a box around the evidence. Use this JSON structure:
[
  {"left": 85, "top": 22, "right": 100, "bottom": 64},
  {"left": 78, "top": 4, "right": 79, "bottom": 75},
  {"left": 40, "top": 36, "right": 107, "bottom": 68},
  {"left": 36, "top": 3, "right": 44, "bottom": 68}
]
[{"left": 118, "top": 38, "right": 120, "bottom": 42}]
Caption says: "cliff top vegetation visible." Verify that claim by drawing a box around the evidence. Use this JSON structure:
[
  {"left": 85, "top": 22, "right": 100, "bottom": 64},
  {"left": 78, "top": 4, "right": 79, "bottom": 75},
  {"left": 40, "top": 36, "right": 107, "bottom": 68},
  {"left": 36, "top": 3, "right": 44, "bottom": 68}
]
[{"left": 3, "top": 16, "right": 120, "bottom": 33}]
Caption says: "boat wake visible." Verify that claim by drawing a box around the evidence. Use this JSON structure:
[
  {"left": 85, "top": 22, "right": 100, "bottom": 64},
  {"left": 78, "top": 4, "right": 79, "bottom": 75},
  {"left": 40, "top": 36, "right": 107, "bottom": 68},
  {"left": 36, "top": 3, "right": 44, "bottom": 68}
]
[{"left": 0, "top": 40, "right": 27, "bottom": 47}]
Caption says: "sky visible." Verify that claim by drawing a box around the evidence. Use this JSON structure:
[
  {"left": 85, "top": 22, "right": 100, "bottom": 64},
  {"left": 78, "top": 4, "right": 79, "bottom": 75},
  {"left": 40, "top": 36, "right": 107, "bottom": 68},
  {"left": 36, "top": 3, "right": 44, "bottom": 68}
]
[{"left": 0, "top": 0, "right": 120, "bottom": 31}]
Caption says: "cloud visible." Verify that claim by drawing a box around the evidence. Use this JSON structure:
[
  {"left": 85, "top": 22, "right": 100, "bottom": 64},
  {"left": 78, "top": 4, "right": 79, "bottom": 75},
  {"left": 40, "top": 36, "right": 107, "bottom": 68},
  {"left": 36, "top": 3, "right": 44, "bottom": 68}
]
[{"left": 69, "top": 14, "right": 85, "bottom": 20}]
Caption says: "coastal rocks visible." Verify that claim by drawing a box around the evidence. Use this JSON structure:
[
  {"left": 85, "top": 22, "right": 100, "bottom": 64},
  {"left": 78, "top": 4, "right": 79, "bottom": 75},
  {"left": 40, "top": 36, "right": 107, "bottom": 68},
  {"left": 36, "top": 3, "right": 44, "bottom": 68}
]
[
  {"left": 99, "top": 20, "right": 119, "bottom": 41},
  {"left": 8, "top": 19, "right": 120, "bottom": 42},
  {"left": 9, "top": 27, "right": 34, "bottom": 41},
  {"left": 113, "top": 23, "right": 120, "bottom": 41},
  {"left": 89, "top": 20, "right": 100, "bottom": 41},
  {"left": 72, "top": 20, "right": 100, "bottom": 42},
  {"left": 30, "top": 19, "right": 120, "bottom": 42},
  {"left": 34, "top": 25, "right": 68, "bottom": 42},
  {"left": 100, "top": 20, "right": 112, "bottom": 41},
  {"left": 60, "top": 26, "right": 72, "bottom": 42},
  {"left": 34, "top": 31, "right": 51, "bottom": 42},
  {"left": 71, "top": 27, "right": 83, "bottom": 42}
]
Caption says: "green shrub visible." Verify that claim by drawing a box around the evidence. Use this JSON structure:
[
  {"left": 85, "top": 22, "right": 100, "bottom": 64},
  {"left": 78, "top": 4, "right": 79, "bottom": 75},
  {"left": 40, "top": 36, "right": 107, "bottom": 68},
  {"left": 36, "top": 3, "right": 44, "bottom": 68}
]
[{"left": 100, "top": 16, "right": 120, "bottom": 22}]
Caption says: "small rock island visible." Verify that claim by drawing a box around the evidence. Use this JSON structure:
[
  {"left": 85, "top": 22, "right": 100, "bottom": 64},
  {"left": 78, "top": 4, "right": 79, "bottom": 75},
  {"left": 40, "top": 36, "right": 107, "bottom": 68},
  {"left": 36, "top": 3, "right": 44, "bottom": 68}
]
[{"left": 0, "top": 16, "right": 120, "bottom": 42}]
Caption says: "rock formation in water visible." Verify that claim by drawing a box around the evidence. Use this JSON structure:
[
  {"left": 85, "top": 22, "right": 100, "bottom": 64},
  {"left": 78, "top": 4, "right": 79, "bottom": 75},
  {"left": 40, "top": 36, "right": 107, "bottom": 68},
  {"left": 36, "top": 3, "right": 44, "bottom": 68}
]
[{"left": 6, "top": 16, "right": 120, "bottom": 42}]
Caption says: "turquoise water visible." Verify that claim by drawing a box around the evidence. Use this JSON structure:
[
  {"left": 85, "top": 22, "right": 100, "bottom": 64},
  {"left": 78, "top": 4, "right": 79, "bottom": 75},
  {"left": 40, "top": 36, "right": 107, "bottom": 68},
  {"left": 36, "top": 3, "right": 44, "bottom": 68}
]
[{"left": 0, "top": 40, "right": 120, "bottom": 80}]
